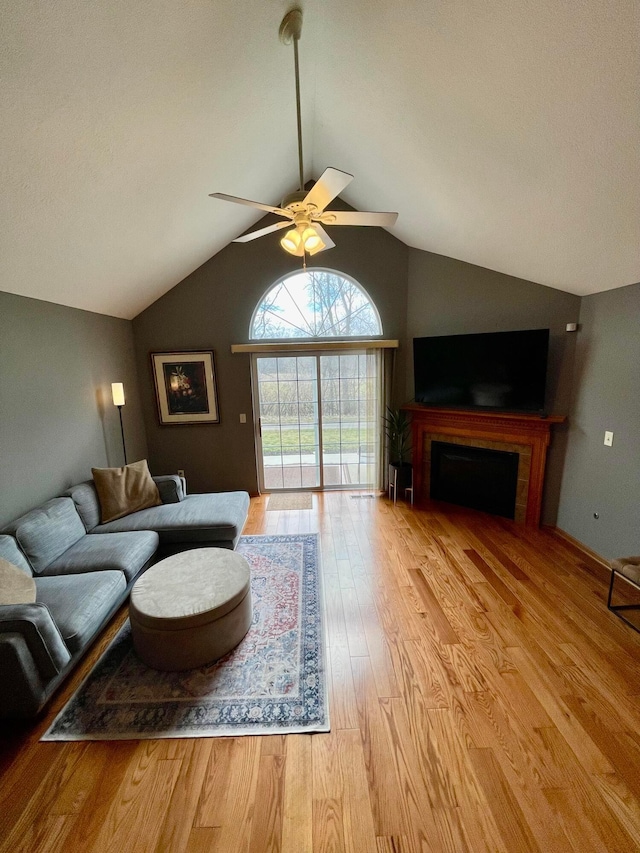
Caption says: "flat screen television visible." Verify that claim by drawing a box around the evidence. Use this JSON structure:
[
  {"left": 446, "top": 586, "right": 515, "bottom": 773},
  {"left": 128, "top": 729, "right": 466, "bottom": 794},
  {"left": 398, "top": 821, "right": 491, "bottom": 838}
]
[{"left": 413, "top": 328, "right": 550, "bottom": 414}]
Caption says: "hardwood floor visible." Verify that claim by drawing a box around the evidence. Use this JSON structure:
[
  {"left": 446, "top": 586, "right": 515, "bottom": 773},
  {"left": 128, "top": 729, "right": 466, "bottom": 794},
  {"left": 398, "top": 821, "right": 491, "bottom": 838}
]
[{"left": 2, "top": 493, "right": 639, "bottom": 852}]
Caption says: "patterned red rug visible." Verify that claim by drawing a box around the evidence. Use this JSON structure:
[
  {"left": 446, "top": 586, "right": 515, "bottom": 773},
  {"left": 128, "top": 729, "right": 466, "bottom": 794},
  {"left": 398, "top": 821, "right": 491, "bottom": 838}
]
[{"left": 42, "top": 534, "right": 329, "bottom": 740}]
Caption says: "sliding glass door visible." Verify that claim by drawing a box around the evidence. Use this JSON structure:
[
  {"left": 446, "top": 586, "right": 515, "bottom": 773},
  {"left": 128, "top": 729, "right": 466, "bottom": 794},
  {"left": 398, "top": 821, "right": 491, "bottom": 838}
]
[
  {"left": 253, "top": 351, "right": 380, "bottom": 491},
  {"left": 320, "top": 352, "right": 378, "bottom": 487},
  {"left": 255, "top": 355, "right": 321, "bottom": 490}
]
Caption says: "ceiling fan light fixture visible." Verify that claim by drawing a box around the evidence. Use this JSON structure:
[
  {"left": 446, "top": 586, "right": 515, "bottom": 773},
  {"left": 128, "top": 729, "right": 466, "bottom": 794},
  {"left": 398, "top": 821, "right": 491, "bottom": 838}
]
[
  {"left": 302, "top": 225, "right": 327, "bottom": 255},
  {"left": 281, "top": 227, "right": 304, "bottom": 256},
  {"left": 281, "top": 223, "right": 326, "bottom": 257},
  {"left": 302, "top": 226, "right": 324, "bottom": 253}
]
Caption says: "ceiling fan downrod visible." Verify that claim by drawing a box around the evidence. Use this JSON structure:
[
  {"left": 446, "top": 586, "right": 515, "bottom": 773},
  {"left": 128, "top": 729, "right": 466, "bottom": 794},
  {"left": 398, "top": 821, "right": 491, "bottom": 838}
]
[
  {"left": 279, "top": 8, "right": 305, "bottom": 192},
  {"left": 208, "top": 9, "right": 397, "bottom": 260}
]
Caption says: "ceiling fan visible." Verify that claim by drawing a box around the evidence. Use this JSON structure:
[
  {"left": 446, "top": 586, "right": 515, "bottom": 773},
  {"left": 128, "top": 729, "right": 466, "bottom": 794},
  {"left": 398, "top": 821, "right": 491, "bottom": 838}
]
[{"left": 209, "top": 7, "right": 398, "bottom": 258}]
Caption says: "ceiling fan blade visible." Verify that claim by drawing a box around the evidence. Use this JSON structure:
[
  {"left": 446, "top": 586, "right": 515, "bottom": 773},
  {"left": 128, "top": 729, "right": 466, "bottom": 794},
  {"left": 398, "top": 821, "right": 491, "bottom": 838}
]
[
  {"left": 233, "top": 220, "right": 291, "bottom": 243},
  {"left": 306, "top": 223, "right": 336, "bottom": 255},
  {"left": 303, "top": 168, "right": 354, "bottom": 213},
  {"left": 209, "top": 193, "right": 291, "bottom": 217},
  {"left": 318, "top": 210, "right": 398, "bottom": 227}
]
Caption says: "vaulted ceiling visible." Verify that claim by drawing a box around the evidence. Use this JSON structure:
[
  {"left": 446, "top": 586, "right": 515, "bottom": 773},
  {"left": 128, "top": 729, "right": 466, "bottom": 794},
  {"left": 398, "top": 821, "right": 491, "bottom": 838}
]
[{"left": 2, "top": 1, "right": 638, "bottom": 319}]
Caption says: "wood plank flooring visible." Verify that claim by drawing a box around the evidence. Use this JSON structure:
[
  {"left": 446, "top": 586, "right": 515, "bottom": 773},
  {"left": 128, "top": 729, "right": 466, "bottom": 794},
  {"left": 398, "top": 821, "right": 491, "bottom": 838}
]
[{"left": 1, "top": 493, "right": 639, "bottom": 852}]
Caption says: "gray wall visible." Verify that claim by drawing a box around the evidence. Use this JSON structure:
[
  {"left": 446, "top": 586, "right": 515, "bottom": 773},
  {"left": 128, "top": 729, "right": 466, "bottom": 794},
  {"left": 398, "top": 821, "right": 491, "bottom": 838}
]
[
  {"left": 0, "top": 292, "right": 147, "bottom": 527},
  {"left": 406, "top": 250, "right": 582, "bottom": 523},
  {"left": 557, "top": 282, "right": 640, "bottom": 559},
  {"left": 132, "top": 221, "right": 409, "bottom": 495},
  {"left": 4, "top": 243, "right": 635, "bottom": 559}
]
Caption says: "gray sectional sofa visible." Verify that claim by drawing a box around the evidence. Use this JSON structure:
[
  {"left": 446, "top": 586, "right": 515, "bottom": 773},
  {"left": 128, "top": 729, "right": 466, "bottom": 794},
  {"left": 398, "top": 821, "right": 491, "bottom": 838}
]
[{"left": 0, "top": 475, "right": 250, "bottom": 720}]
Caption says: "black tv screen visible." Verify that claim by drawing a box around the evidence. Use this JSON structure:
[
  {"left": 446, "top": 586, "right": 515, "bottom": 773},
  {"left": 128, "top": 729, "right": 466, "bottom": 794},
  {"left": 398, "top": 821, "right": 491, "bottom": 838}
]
[{"left": 413, "top": 328, "right": 550, "bottom": 413}]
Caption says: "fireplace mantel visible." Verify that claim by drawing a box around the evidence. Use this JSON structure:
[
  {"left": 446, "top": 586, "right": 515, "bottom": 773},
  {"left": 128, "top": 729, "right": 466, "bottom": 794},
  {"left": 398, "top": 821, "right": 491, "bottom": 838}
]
[{"left": 403, "top": 405, "right": 565, "bottom": 527}]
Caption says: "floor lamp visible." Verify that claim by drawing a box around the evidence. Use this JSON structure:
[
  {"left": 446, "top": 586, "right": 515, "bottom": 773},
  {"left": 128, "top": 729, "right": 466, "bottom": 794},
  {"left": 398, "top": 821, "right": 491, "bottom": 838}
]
[{"left": 111, "top": 382, "right": 128, "bottom": 465}]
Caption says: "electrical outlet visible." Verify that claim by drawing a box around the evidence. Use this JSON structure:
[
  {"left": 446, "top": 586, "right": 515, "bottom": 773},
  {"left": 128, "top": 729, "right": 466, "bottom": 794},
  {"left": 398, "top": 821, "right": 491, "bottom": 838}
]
[
  {"left": 239, "top": 413, "right": 247, "bottom": 424},
  {"left": 177, "top": 469, "right": 185, "bottom": 478},
  {"left": 604, "top": 431, "right": 614, "bottom": 447}
]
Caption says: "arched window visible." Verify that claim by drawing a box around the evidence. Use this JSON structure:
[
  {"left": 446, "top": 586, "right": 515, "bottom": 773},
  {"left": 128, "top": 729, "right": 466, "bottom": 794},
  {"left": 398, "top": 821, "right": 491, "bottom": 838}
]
[{"left": 250, "top": 269, "right": 382, "bottom": 340}]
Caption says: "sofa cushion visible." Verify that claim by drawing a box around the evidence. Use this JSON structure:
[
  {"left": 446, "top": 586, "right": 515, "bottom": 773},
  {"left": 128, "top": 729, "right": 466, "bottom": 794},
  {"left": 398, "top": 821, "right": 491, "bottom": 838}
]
[
  {"left": 153, "top": 475, "right": 185, "bottom": 504},
  {"left": 93, "top": 491, "right": 250, "bottom": 545},
  {"left": 9, "top": 498, "right": 86, "bottom": 574},
  {"left": 0, "top": 559, "right": 36, "bottom": 605},
  {"left": 92, "top": 460, "right": 162, "bottom": 524},
  {"left": 63, "top": 481, "right": 102, "bottom": 532},
  {"left": 36, "top": 572, "right": 126, "bottom": 654},
  {"left": 0, "top": 535, "right": 32, "bottom": 576},
  {"left": 43, "top": 531, "right": 158, "bottom": 583}
]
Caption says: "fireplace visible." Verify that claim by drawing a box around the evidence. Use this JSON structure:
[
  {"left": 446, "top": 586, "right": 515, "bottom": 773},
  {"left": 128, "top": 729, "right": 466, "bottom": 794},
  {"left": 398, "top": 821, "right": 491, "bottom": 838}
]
[
  {"left": 430, "top": 441, "right": 519, "bottom": 519},
  {"left": 404, "top": 405, "right": 565, "bottom": 527}
]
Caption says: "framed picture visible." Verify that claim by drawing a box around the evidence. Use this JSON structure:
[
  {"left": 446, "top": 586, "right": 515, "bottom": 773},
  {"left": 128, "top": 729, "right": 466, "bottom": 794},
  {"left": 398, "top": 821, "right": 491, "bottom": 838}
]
[{"left": 151, "top": 351, "right": 220, "bottom": 425}]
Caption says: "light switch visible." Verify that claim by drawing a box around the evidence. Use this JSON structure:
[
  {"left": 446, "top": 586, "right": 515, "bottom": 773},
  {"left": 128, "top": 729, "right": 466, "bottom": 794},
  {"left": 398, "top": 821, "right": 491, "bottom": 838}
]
[
  {"left": 604, "top": 431, "right": 614, "bottom": 447},
  {"left": 239, "top": 413, "right": 247, "bottom": 423}
]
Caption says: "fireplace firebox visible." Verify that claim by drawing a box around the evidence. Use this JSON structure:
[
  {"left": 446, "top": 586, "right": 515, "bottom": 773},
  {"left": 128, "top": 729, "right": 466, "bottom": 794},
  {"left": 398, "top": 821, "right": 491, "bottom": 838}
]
[{"left": 430, "top": 441, "right": 519, "bottom": 519}]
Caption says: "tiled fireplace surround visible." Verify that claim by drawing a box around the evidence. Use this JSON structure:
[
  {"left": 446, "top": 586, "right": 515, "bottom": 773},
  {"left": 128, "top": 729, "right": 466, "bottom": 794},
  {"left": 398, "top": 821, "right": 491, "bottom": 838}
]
[{"left": 405, "top": 405, "right": 565, "bottom": 527}]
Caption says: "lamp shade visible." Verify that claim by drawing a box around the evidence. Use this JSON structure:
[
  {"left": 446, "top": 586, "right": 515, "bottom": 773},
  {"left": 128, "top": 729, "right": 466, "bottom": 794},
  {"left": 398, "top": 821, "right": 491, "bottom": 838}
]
[
  {"left": 301, "top": 226, "right": 323, "bottom": 252},
  {"left": 280, "top": 227, "right": 304, "bottom": 256},
  {"left": 111, "top": 382, "right": 125, "bottom": 407}
]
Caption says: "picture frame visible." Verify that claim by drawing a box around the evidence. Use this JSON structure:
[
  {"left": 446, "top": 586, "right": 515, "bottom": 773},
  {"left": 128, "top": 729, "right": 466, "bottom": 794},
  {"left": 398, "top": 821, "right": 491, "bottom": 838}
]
[{"left": 151, "top": 351, "right": 220, "bottom": 425}]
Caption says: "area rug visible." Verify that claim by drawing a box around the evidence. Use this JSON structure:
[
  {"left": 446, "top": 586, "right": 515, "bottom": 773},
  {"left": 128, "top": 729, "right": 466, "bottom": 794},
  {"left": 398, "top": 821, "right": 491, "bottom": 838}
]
[
  {"left": 267, "top": 492, "right": 313, "bottom": 511},
  {"left": 42, "top": 534, "right": 329, "bottom": 741}
]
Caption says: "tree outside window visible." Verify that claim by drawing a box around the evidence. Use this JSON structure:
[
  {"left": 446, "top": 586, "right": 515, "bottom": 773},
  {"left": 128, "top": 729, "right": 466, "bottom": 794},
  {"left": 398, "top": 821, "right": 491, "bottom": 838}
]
[{"left": 251, "top": 270, "right": 382, "bottom": 340}]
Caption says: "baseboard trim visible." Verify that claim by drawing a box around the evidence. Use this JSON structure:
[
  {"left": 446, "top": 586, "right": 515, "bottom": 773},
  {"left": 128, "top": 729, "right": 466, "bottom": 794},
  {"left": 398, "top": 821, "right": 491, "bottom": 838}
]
[{"left": 549, "top": 525, "right": 611, "bottom": 570}]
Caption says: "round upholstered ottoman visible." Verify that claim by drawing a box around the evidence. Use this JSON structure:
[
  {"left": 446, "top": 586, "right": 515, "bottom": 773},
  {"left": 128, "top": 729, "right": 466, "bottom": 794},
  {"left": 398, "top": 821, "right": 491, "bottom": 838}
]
[{"left": 129, "top": 548, "right": 252, "bottom": 671}]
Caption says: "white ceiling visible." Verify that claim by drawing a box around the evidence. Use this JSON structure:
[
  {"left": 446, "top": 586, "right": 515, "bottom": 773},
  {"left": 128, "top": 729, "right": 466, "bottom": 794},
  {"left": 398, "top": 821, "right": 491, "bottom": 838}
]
[{"left": 1, "top": 0, "right": 638, "bottom": 319}]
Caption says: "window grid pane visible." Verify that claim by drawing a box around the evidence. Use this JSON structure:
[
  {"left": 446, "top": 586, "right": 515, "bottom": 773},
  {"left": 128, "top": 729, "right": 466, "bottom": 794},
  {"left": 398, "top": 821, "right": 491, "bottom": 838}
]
[{"left": 251, "top": 271, "right": 382, "bottom": 340}]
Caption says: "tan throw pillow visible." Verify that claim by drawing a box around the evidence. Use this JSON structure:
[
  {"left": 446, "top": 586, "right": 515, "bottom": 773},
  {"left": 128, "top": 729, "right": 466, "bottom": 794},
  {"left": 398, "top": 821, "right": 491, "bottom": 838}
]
[
  {"left": 92, "top": 459, "right": 162, "bottom": 524},
  {"left": 0, "top": 558, "right": 36, "bottom": 605}
]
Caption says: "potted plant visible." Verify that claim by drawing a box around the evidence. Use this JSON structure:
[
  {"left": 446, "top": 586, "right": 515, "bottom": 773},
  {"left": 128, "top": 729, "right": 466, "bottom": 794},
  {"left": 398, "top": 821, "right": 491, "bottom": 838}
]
[{"left": 383, "top": 407, "right": 412, "bottom": 497}]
